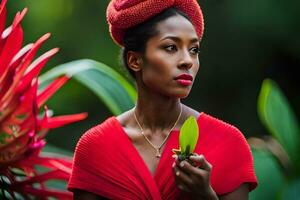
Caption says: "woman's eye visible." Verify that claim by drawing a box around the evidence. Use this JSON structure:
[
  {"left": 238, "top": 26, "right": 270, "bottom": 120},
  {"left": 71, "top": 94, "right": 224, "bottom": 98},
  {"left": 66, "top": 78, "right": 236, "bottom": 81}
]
[
  {"left": 164, "top": 45, "right": 177, "bottom": 52},
  {"left": 190, "top": 47, "right": 200, "bottom": 55}
]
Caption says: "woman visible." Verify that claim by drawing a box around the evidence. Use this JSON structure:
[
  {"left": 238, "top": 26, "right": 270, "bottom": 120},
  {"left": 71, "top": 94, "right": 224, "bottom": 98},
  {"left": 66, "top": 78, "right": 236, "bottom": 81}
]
[{"left": 68, "top": 0, "right": 257, "bottom": 199}]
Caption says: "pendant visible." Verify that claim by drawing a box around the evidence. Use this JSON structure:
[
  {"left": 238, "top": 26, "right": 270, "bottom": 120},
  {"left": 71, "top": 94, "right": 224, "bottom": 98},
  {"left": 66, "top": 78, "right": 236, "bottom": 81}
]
[{"left": 155, "top": 149, "right": 161, "bottom": 158}]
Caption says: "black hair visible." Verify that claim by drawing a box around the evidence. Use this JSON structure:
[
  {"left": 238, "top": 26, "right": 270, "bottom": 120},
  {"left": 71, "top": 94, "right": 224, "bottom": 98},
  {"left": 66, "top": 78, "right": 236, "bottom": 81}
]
[{"left": 120, "top": 7, "right": 191, "bottom": 79}]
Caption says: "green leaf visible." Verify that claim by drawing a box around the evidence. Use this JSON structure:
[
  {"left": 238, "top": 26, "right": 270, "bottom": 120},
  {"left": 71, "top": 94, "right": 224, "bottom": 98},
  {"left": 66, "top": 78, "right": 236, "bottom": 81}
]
[
  {"left": 179, "top": 116, "right": 199, "bottom": 155},
  {"left": 258, "top": 79, "right": 300, "bottom": 165},
  {"left": 42, "top": 143, "right": 73, "bottom": 157},
  {"left": 39, "top": 59, "right": 137, "bottom": 115},
  {"left": 250, "top": 148, "right": 285, "bottom": 200}
]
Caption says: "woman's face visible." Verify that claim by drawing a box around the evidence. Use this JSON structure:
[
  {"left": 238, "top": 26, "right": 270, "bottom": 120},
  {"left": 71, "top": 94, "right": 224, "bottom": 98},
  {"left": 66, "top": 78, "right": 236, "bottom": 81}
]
[{"left": 140, "top": 14, "right": 200, "bottom": 99}]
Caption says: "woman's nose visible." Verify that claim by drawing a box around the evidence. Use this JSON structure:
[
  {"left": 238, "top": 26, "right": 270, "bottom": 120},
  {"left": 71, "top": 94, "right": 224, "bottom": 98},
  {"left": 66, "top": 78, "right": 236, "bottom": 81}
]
[{"left": 178, "top": 50, "right": 193, "bottom": 69}]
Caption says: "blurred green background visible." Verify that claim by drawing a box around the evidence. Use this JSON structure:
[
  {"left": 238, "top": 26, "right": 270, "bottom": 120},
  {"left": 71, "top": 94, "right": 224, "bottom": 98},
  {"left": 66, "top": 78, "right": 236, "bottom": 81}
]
[{"left": 6, "top": 0, "right": 299, "bottom": 152}]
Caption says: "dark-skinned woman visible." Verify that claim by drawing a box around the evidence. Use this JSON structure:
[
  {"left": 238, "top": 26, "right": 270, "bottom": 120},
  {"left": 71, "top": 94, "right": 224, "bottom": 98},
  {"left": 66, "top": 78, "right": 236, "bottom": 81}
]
[{"left": 68, "top": 0, "right": 258, "bottom": 199}]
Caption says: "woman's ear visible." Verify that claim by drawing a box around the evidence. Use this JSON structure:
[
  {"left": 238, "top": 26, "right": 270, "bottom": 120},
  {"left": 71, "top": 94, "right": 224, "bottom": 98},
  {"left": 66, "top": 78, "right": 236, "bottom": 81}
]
[{"left": 127, "top": 51, "right": 143, "bottom": 72}]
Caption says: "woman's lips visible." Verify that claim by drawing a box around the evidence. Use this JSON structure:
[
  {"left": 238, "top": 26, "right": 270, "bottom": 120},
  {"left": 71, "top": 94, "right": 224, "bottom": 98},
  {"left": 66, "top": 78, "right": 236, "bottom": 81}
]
[
  {"left": 175, "top": 74, "right": 193, "bottom": 86},
  {"left": 176, "top": 79, "right": 193, "bottom": 86}
]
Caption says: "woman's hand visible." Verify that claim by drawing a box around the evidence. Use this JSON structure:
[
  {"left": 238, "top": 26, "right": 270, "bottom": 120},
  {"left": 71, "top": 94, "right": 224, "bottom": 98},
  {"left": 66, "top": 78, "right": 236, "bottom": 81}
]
[{"left": 172, "top": 154, "right": 218, "bottom": 200}]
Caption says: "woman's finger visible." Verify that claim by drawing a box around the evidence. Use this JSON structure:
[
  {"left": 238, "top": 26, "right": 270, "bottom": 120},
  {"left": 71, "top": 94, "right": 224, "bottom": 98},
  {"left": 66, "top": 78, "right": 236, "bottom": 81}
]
[
  {"left": 173, "top": 163, "right": 194, "bottom": 188},
  {"left": 177, "top": 183, "right": 190, "bottom": 192},
  {"left": 176, "top": 160, "right": 209, "bottom": 186},
  {"left": 189, "top": 154, "right": 212, "bottom": 171},
  {"left": 177, "top": 160, "right": 199, "bottom": 175}
]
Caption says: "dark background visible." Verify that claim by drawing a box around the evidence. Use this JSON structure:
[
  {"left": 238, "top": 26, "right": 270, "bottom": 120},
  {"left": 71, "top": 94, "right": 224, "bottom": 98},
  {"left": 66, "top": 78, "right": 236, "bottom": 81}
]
[{"left": 6, "top": 0, "right": 300, "bottom": 152}]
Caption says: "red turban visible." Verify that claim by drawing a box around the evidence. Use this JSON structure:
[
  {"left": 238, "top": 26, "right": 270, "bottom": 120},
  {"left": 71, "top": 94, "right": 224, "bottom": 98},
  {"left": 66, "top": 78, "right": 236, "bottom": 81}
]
[{"left": 106, "top": 0, "right": 204, "bottom": 46}]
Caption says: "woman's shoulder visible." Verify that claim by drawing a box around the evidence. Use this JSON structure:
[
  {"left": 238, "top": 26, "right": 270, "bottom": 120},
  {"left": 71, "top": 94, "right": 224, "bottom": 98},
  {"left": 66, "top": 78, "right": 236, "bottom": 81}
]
[
  {"left": 200, "top": 113, "right": 257, "bottom": 194},
  {"left": 182, "top": 105, "right": 201, "bottom": 118},
  {"left": 199, "top": 112, "right": 247, "bottom": 142},
  {"left": 183, "top": 105, "right": 242, "bottom": 136},
  {"left": 77, "top": 116, "right": 120, "bottom": 145},
  {"left": 115, "top": 109, "right": 133, "bottom": 127},
  {"left": 73, "top": 116, "right": 124, "bottom": 160}
]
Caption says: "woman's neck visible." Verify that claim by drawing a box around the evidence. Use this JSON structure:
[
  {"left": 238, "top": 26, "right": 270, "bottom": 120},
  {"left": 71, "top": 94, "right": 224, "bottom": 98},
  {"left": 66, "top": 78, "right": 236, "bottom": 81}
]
[{"left": 134, "top": 87, "right": 182, "bottom": 132}]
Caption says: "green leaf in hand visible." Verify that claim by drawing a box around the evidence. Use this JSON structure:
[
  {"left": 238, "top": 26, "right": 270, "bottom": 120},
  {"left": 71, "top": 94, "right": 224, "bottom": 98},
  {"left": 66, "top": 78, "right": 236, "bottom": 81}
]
[{"left": 172, "top": 116, "right": 199, "bottom": 161}]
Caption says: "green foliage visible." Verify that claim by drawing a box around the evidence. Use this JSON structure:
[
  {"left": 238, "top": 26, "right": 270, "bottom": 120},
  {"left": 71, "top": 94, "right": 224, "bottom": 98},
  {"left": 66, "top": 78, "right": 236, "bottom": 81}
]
[
  {"left": 258, "top": 79, "right": 300, "bottom": 165},
  {"left": 250, "top": 78, "right": 300, "bottom": 199},
  {"left": 39, "top": 59, "right": 137, "bottom": 115},
  {"left": 179, "top": 116, "right": 199, "bottom": 155}
]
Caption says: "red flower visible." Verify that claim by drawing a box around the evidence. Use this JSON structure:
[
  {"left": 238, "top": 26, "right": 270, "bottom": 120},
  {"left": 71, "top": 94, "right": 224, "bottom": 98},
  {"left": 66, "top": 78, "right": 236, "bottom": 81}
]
[{"left": 0, "top": 0, "right": 87, "bottom": 199}]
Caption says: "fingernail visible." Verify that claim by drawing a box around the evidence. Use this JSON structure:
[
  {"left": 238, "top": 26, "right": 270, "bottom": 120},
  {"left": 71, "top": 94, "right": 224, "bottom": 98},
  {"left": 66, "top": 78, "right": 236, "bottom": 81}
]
[
  {"left": 180, "top": 162, "right": 185, "bottom": 167},
  {"left": 176, "top": 171, "right": 180, "bottom": 176},
  {"left": 178, "top": 185, "right": 184, "bottom": 190},
  {"left": 172, "top": 155, "right": 177, "bottom": 158}
]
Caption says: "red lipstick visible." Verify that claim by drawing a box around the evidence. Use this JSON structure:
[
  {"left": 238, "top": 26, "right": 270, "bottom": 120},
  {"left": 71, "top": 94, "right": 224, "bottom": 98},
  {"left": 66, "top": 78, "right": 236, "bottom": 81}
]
[{"left": 175, "top": 74, "right": 193, "bottom": 86}]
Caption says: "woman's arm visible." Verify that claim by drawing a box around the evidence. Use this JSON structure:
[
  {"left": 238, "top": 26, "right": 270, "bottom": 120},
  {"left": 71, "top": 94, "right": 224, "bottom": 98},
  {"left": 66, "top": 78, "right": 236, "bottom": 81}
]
[{"left": 73, "top": 189, "right": 107, "bottom": 200}]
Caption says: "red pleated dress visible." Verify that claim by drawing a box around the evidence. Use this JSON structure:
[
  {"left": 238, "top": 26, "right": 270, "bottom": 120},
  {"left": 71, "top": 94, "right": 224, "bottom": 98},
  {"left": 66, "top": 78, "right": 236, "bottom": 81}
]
[{"left": 68, "top": 113, "right": 257, "bottom": 199}]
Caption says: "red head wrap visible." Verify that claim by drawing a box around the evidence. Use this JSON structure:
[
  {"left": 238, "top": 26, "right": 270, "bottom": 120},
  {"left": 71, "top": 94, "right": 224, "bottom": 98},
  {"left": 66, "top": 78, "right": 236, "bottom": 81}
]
[{"left": 106, "top": 0, "right": 204, "bottom": 46}]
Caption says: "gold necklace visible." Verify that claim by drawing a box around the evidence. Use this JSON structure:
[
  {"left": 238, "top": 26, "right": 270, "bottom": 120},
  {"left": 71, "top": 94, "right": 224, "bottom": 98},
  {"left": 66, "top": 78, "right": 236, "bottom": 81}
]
[{"left": 133, "top": 105, "right": 182, "bottom": 158}]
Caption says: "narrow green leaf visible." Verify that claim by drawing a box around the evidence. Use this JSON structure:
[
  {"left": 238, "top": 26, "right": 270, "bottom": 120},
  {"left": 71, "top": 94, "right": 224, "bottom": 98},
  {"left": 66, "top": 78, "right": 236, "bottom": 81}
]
[
  {"left": 258, "top": 79, "right": 300, "bottom": 165},
  {"left": 179, "top": 116, "right": 199, "bottom": 155},
  {"left": 39, "top": 59, "right": 137, "bottom": 115}
]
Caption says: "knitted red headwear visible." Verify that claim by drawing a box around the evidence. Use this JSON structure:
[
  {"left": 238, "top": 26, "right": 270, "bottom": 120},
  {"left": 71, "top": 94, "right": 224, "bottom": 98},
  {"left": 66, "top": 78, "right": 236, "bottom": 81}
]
[{"left": 106, "top": 0, "right": 204, "bottom": 46}]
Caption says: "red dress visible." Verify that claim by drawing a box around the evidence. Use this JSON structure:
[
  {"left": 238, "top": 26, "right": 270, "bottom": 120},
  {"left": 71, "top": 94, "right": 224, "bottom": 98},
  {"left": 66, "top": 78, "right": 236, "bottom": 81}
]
[{"left": 68, "top": 113, "right": 257, "bottom": 199}]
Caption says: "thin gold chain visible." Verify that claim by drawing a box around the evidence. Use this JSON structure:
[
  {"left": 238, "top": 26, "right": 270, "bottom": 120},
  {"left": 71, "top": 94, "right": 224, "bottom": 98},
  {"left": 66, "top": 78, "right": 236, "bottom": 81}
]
[{"left": 133, "top": 105, "right": 182, "bottom": 158}]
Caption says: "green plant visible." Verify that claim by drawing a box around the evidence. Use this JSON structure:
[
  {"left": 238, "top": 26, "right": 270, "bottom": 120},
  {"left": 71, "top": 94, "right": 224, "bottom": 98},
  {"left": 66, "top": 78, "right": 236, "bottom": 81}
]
[
  {"left": 249, "top": 79, "right": 300, "bottom": 200},
  {"left": 172, "top": 116, "right": 199, "bottom": 162},
  {"left": 0, "top": 1, "right": 136, "bottom": 199},
  {"left": 39, "top": 59, "right": 137, "bottom": 116},
  {"left": 0, "top": 0, "right": 88, "bottom": 198}
]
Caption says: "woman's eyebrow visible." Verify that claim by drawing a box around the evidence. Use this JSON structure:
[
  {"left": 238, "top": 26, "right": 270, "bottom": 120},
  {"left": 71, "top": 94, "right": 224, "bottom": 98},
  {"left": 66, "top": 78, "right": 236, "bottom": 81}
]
[{"left": 160, "top": 36, "right": 200, "bottom": 43}]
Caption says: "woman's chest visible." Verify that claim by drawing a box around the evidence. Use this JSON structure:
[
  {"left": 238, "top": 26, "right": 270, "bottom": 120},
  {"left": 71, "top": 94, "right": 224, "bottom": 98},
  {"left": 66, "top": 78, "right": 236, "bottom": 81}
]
[{"left": 124, "top": 127, "right": 166, "bottom": 175}]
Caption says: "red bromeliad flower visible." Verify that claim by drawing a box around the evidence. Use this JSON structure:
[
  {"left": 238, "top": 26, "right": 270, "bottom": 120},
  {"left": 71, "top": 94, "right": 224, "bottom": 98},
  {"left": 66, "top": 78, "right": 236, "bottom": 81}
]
[{"left": 0, "top": 0, "right": 87, "bottom": 199}]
